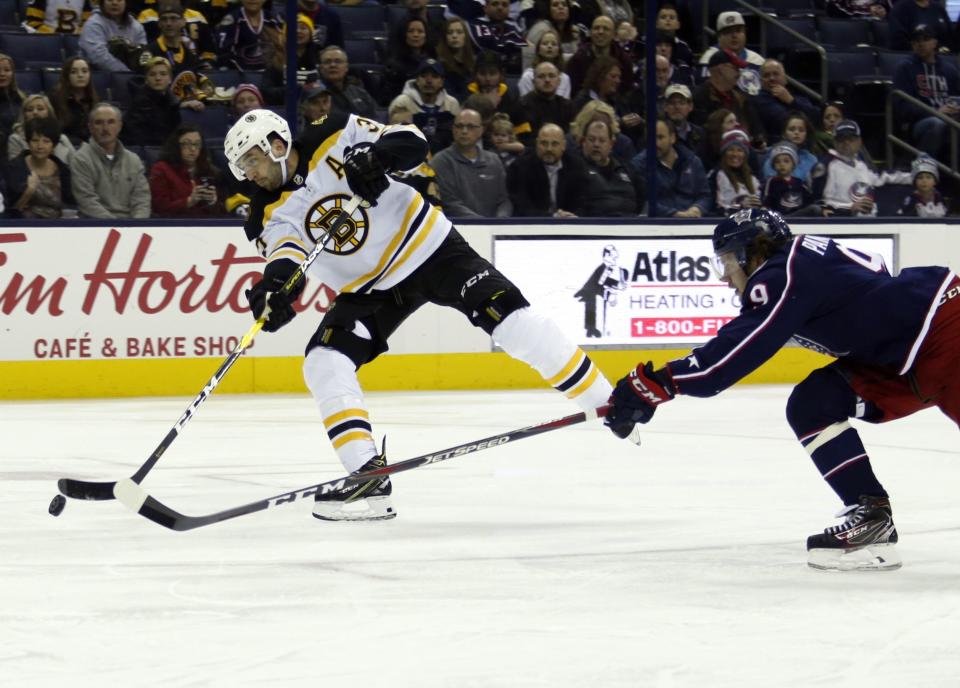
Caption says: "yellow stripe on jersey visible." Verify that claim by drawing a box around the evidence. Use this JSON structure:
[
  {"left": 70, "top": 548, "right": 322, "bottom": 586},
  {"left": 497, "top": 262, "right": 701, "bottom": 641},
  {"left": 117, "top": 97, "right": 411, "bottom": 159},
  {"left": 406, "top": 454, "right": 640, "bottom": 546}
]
[
  {"left": 332, "top": 430, "right": 374, "bottom": 449},
  {"left": 340, "top": 196, "right": 423, "bottom": 294},
  {"left": 262, "top": 190, "right": 294, "bottom": 227},
  {"left": 546, "top": 350, "right": 586, "bottom": 387},
  {"left": 26, "top": 7, "right": 44, "bottom": 17},
  {"left": 308, "top": 130, "right": 343, "bottom": 173},
  {"left": 377, "top": 205, "right": 441, "bottom": 285},
  {"left": 323, "top": 407, "right": 370, "bottom": 428},
  {"left": 564, "top": 364, "right": 600, "bottom": 400},
  {"left": 267, "top": 235, "right": 308, "bottom": 261}
]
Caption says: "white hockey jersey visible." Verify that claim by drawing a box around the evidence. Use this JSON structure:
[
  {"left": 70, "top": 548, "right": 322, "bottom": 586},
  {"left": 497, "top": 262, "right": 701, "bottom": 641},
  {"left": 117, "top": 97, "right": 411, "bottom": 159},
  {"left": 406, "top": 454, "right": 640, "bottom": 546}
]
[{"left": 252, "top": 114, "right": 452, "bottom": 295}]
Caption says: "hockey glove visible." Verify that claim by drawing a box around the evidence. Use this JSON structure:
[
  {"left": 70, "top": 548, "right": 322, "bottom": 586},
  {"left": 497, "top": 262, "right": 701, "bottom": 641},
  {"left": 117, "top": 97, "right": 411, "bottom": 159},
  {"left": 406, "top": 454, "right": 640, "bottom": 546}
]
[
  {"left": 342, "top": 142, "right": 389, "bottom": 207},
  {"left": 605, "top": 362, "right": 676, "bottom": 437},
  {"left": 245, "top": 258, "right": 306, "bottom": 333}
]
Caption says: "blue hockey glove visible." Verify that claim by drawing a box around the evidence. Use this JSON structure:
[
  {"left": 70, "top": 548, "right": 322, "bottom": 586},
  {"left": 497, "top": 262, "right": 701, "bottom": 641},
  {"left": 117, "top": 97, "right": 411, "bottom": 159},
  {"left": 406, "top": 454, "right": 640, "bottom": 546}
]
[
  {"left": 605, "top": 362, "right": 676, "bottom": 437},
  {"left": 245, "top": 259, "right": 305, "bottom": 333},
  {"left": 343, "top": 142, "right": 389, "bottom": 207}
]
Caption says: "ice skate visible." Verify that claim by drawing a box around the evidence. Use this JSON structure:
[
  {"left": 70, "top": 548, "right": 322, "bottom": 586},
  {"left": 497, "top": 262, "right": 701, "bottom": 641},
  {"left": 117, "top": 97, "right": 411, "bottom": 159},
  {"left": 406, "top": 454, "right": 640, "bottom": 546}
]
[
  {"left": 313, "top": 447, "right": 396, "bottom": 522},
  {"left": 806, "top": 495, "right": 901, "bottom": 571}
]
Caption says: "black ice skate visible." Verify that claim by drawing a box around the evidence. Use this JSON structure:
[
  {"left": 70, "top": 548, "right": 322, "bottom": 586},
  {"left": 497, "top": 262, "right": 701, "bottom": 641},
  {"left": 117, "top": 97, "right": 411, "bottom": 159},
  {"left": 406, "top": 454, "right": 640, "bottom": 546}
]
[
  {"left": 313, "top": 445, "right": 396, "bottom": 522},
  {"left": 806, "top": 495, "right": 901, "bottom": 571}
]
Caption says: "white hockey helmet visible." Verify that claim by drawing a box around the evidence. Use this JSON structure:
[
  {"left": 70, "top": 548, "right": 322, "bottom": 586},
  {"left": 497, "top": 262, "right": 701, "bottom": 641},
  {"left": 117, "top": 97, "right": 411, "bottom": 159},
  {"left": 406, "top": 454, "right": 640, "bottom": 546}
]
[{"left": 224, "top": 108, "right": 293, "bottom": 181}]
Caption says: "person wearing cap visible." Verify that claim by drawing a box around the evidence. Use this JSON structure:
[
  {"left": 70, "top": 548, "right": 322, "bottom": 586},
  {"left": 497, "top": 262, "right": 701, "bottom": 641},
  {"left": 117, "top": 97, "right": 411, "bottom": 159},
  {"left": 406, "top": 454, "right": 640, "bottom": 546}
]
[
  {"left": 892, "top": 23, "right": 960, "bottom": 160},
  {"left": 711, "top": 127, "right": 762, "bottom": 215},
  {"left": 388, "top": 58, "right": 461, "bottom": 154},
  {"left": 824, "top": 0, "right": 890, "bottom": 18},
  {"left": 889, "top": 0, "right": 954, "bottom": 51},
  {"left": 692, "top": 48, "right": 764, "bottom": 149},
  {"left": 316, "top": 46, "right": 378, "bottom": 121},
  {"left": 663, "top": 83, "right": 705, "bottom": 158},
  {"left": 301, "top": 82, "right": 333, "bottom": 124},
  {"left": 753, "top": 59, "right": 820, "bottom": 144},
  {"left": 697, "top": 11, "right": 764, "bottom": 87},
  {"left": 519, "top": 61, "right": 577, "bottom": 135},
  {"left": 762, "top": 141, "right": 816, "bottom": 215},
  {"left": 429, "top": 108, "right": 512, "bottom": 218},
  {"left": 565, "top": 15, "right": 635, "bottom": 97},
  {"left": 819, "top": 119, "right": 911, "bottom": 216},
  {"left": 231, "top": 83, "right": 265, "bottom": 119},
  {"left": 466, "top": 0, "right": 526, "bottom": 75},
  {"left": 465, "top": 51, "right": 533, "bottom": 144},
  {"left": 139, "top": 0, "right": 217, "bottom": 69},
  {"left": 630, "top": 116, "right": 711, "bottom": 218},
  {"left": 898, "top": 154, "right": 947, "bottom": 216}
]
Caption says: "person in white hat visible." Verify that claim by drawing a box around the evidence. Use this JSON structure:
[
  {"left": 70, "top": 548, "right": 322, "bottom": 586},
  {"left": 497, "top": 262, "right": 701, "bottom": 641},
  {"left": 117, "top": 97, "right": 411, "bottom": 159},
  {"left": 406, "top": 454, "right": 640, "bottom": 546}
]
[
  {"left": 697, "top": 10, "right": 765, "bottom": 91},
  {"left": 663, "top": 83, "right": 706, "bottom": 158},
  {"left": 898, "top": 155, "right": 947, "bottom": 217}
]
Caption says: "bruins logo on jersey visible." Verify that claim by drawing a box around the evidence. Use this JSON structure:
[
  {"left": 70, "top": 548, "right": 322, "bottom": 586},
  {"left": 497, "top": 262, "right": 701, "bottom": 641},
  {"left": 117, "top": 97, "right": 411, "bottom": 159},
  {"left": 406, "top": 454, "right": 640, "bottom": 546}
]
[{"left": 305, "top": 194, "right": 369, "bottom": 255}]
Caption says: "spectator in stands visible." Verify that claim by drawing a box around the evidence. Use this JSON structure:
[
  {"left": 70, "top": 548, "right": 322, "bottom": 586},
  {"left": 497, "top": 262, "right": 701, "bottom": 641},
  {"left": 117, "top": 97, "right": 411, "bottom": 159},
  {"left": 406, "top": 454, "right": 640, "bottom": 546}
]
[
  {"left": 663, "top": 84, "right": 705, "bottom": 159},
  {"left": 143, "top": 0, "right": 215, "bottom": 72},
  {"left": 655, "top": 3, "right": 694, "bottom": 68},
  {"left": 23, "top": 0, "right": 92, "bottom": 34},
  {"left": 692, "top": 49, "right": 764, "bottom": 149},
  {"left": 820, "top": 119, "right": 911, "bottom": 216},
  {"left": 429, "top": 108, "right": 512, "bottom": 217},
  {"left": 231, "top": 83, "right": 265, "bottom": 122},
  {"left": 71, "top": 102, "right": 151, "bottom": 219},
  {"left": 526, "top": 0, "right": 583, "bottom": 64},
  {"left": 508, "top": 122, "right": 588, "bottom": 216},
  {"left": 382, "top": 16, "right": 433, "bottom": 102},
  {"left": 898, "top": 154, "right": 947, "bottom": 216},
  {"left": 296, "top": 0, "right": 342, "bottom": 51},
  {"left": 710, "top": 129, "right": 761, "bottom": 215},
  {"left": 316, "top": 46, "right": 378, "bottom": 120},
  {"left": 565, "top": 15, "right": 634, "bottom": 96},
  {"left": 893, "top": 23, "right": 960, "bottom": 160},
  {"left": 518, "top": 30, "right": 572, "bottom": 98},
  {"left": 630, "top": 117, "right": 710, "bottom": 218},
  {"left": 261, "top": 15, "right": 321, "bottom": 105},
  {"left": 579, "top": 118, "right": 642, "bottom": 216},
  {"left": 571, "top": 55, "right": 642, "bottom": 141},
  {"left": 465, "top": 51, "right": 532, "bottom": 143},
  {"left": 215, "top": 0, "right": 283, "bottom": 71},
  {"left": 79, "top": 0, "right": 147, "bottom": 72},
  {"left": 124, "top": 57, "right": 204, "bottom": 147},
  {"left": 702, "top": 107, "right": 740, "bottom": 170},
  {"left": 520, "top": 60, "right": 577, "bottom": 134},
  {"left": 301, "top": 82, "right": 333, "bottom": 124},
  {"left": 0, "top": 53, "right": 25, "bottom": 136},
  {"left": 467, "top": 0, "right": 526, "bottom": 75},
  {"left": 488, "top": 113, "right": 524, "bottom": 167},
  {"left": 697, "top": 12, "right": 764, "bottom": 92},
  {"left": 762, "top": 141, "right": 816, "bottom": 216},
  {"left": 753, "top": 59, "right": 820, "bottom": 144},
  {"left": 388, "top": 58, "right": 460, "bottom": 154},
  {"left": 402, "top": 0, "right": 445, "bottom": 46},
  {"left": 570, "top": 98, "right": 635, "bottom": 161},
  {"left": 436, "top": 18, "right": 476, "bottom": 101},
  {"left": 47, "top": 56, "right": 99, "bottom": 147},
  {"left": 812, "top": 100, "right": 845, "bottom": 156},
  {"left": 653, "top": 32, "right": 695, "bottom": 89},
  {"left": 761, "top": 111, "right": 819, "bottom": 183},
  {"left": 889, "top": 0, "right": 954, "bottom": 51},
  {"left": 825, "top": 0, "right": 890, "bottom": 18},
  {"left": 149, "top": 124, "right": 224, "bottom": 217},
  {"left": 7, "top": 95, "right": 76, "bottom": 165},
  {"left": 4, "top": 116, "right": 75, "bottom": 219}
]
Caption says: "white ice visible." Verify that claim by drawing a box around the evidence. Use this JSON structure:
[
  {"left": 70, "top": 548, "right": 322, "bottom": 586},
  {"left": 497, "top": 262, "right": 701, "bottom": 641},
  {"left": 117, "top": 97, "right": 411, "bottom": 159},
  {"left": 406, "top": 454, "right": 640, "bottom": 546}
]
[{"left": 2, "top": 387, "right": 959, "bottom": 688}]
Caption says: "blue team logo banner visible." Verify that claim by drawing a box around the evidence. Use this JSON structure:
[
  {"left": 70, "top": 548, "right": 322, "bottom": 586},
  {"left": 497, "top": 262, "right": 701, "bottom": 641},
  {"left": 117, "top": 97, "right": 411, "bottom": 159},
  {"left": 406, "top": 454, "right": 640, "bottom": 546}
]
[{"left": 493, "top": 235, "right": 895, "bottom": 347}]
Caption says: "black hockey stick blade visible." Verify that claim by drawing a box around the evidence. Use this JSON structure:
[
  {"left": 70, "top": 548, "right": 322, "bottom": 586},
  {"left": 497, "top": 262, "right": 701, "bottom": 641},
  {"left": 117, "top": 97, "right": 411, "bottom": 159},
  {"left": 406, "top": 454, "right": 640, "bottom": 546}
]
[{"left": 113, "top": 405, "right": 610, "bottom": 532}]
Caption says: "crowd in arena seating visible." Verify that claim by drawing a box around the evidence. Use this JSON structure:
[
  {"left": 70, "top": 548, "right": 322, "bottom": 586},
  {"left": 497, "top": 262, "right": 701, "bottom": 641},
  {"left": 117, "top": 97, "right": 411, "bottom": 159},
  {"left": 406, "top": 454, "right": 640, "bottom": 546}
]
[{"left": 0, "top": 0, "right": 957, "bottom": 219}]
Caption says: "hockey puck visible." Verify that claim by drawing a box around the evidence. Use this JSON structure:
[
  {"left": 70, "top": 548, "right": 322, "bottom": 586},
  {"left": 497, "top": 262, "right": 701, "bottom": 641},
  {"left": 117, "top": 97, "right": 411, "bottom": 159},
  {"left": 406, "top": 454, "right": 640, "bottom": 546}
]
[{"left": 48, "top": 494, "right": 66, "bottom": 517}]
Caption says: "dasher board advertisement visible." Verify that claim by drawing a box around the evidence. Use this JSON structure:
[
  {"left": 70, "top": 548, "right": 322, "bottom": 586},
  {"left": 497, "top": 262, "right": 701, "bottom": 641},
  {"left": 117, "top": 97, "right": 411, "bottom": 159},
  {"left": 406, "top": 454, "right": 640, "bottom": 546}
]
[{"left": 493, "top": 235, "right": 896, "bottom": 346}]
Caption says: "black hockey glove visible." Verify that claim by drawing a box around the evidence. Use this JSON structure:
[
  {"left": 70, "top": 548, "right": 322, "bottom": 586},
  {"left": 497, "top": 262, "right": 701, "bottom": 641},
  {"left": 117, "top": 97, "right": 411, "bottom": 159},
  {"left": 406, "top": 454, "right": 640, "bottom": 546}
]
[
  {"left": 605, "top": 362, "right": 676, "bottom": 438},
  {"left": 245, "top": 258, "right": 305, "bottom": 333},
  {"left": 342, "top": 142, "right": 389, "bottom": 207}
]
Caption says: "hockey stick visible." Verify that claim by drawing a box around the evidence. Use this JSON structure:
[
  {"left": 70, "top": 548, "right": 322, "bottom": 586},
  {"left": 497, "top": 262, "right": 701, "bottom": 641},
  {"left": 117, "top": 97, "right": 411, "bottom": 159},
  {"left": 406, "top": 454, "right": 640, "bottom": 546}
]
[
  {"left": 112, "top": 406, "right": 610, "bottom": 531},
  {"left": 57, "top": 195, "right": 363, "bottom": 502}
]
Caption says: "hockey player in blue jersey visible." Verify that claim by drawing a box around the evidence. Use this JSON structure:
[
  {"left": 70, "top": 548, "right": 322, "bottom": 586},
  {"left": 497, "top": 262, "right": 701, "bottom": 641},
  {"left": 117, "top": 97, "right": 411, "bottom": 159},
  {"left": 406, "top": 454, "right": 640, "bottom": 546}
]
[{"left": 605, "top": 208, "right": 960, "bottom": 571}]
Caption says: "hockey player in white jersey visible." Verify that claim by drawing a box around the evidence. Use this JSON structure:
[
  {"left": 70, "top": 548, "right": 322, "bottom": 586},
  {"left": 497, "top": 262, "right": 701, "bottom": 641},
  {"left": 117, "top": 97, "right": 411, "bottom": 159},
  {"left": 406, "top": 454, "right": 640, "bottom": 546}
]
[{"left": 224, "top": 109, "right": 638, "bottom": 522}]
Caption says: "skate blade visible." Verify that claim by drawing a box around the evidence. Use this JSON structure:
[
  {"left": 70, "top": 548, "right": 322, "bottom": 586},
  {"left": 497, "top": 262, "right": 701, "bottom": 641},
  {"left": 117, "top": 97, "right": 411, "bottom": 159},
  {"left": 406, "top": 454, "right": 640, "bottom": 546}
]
[
  {"left": 312, "top": 495, "right": 397, "bottom": 522},
  {"left": 807, "top": 543, "right": 902, "bottom": 571}
]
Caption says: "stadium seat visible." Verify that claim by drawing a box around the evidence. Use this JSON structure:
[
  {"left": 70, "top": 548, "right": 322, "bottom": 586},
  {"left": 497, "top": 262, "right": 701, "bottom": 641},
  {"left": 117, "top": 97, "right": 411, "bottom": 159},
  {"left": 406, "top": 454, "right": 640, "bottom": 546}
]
[
  {"left": 760, "top": 0, "right": 816, "bottom": 16},
  {"left": 825, "top": 49, "right": 877, "bottom": 98},
  {"left": 817, "top": 17, "right": 872, "bottom": 49},
  {"left": 239, "top": 70, "right": 264, "bottom": 90},
  {"left": 181, "top": 106, "right": 232, "bottom": 141},
  {"left": 0, "top": 1, "right": 18, "bottom": 27},
  {"left": 344, "top": 37, "right": 380, "bottom": 65},
  {"left": 140, "top": 145, "right": 162, "bottom": 168},
  {"left": 763, "top": 17, "right": 817, "bottom": 58},
  {"left": 876, "top": 50, "right": 911, "bottom": 79},
  {"left": 63, "top": 33, "right": 79, "bottom": 58},
  {"left": 0, "top": 32, "right": 63, "bottom": 68},
  {"left": 871, "top": 21, "right": 891, "bottom": 49},
  {"left": 337, "top": 4, "right": 386, "bottom": 39},
  {"left": 15, "top": 69, "right": 42, "bottom": 94},
  {"left": 875, "top": 184, "right": 912, "bottom": 216},
  {"left": 109, "top": 71, "right": 138, "bottom": 108}
]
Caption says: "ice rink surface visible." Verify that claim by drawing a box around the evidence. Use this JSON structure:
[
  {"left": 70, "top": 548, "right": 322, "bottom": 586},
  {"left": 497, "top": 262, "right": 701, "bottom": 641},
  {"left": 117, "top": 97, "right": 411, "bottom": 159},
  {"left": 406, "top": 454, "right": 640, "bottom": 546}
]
[{"left": 3, "top": 386, "right": 959, "bottom": 688}]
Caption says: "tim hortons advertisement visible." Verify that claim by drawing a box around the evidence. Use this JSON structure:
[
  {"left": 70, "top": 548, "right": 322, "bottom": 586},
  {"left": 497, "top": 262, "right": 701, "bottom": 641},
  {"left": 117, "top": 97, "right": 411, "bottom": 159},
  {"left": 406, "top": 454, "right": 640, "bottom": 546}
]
[
  {"left": 0, "top": 226, "right": 335, "bottom": 362},
  {"left": 494, "top": 236, "right": 895, "bottom": 346}
]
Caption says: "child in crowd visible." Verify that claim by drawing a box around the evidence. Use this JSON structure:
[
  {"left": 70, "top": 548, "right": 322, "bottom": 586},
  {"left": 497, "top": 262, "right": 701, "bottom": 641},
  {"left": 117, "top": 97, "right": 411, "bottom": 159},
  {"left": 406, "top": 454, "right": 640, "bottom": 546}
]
[
  {"left": 712, "top": 128, "right": 761, "bottom": 214},
  {"left": 819, "top": 119, "right": 911, "bottom": 217},
  {"left": 899, "top": 155, "right": 947, "bottom": 217},
  {"left": 762, "top": 141, "right": 814, "bottom": 215},
  {"left": 488, "top": 113, "right": 524, "bottom": 167},
  {"left": 761, "top": 112, "right": 818, "bottom": 183}
]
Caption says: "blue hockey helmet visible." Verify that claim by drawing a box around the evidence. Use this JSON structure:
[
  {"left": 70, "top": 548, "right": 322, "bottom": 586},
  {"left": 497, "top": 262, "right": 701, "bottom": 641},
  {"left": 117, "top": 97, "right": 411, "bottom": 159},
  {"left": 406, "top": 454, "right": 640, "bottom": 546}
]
[{"left": 711, "top": 208, "right": 792, "bottom": 278}]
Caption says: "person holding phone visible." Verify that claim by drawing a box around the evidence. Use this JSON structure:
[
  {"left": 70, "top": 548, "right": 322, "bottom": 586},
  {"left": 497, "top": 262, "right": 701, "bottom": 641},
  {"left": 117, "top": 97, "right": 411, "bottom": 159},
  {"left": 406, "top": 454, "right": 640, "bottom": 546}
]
[{"left": 149, "top": 124, "right": 225, "bottom": 216}]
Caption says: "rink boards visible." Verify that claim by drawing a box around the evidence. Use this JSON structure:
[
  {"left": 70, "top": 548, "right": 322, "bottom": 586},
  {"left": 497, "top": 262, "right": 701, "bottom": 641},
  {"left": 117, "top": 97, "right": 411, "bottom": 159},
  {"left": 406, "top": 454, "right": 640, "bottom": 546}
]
[{"left": 1, "top": 218, "right": 955, "bottom": 399}]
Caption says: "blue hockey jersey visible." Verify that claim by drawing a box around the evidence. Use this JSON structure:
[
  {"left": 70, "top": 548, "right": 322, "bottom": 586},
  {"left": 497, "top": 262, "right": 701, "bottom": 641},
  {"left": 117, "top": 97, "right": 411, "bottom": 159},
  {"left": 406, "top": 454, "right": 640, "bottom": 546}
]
[{"left": 668, "top": 235, "right": 955, "bottom": 397}]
